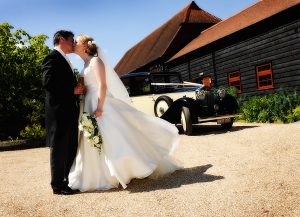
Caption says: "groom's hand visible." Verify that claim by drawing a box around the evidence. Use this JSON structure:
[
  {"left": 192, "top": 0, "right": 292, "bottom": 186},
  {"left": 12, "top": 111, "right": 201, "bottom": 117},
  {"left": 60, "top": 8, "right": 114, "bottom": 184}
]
[{"left": 74, "top": 85, "right": 86, "bottom": 95}]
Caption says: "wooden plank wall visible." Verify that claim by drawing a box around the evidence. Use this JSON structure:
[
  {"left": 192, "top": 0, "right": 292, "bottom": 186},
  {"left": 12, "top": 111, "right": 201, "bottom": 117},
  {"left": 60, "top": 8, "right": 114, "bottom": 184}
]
[
  {"left": 168, "top": 19, "right": 300, "bottom": 96},
  {"left": 190, "top": 53, "right": 214, "bottom": 81},
  {"left": 169, "top": 62, "right": 189, "bottom": 81}
]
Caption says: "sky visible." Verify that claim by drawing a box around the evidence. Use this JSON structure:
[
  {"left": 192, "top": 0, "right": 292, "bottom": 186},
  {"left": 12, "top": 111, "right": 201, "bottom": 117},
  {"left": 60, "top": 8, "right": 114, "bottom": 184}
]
[{"left": 0, "top": 0, "right": 258, "bottom": 70}]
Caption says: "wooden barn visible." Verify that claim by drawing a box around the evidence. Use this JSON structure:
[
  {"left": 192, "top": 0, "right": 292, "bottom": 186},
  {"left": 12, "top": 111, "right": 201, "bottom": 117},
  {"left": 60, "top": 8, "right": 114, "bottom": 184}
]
[
  {"left": 114, "top": 1, "right": 221, "bottom": 73},
  {"left": 115, "top": 0, "right": 300, "bottom": 95}
]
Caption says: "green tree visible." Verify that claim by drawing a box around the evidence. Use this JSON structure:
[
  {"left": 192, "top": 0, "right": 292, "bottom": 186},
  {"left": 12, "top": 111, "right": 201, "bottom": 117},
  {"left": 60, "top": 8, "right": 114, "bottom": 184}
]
[{"left": 0, "top": 22, "right": 50, "bottom": 140}]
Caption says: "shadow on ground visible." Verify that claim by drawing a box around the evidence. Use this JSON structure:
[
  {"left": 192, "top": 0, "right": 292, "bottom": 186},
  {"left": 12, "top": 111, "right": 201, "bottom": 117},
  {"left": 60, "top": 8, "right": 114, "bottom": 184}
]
[
  {"left": 123, "top": 164, "right": 223, "bottom": 193},
  {"left": 189, "top": 124, "right": 259, "bottom": 136},
  {"left": 0, "top": 139, "right": 46, "bottom": 151}
]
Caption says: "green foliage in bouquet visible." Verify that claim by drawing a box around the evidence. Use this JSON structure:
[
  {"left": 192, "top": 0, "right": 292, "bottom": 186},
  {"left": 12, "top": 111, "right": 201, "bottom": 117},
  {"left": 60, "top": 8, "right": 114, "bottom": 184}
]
[{"left": 79, "top": 112, "right": 103, "bottom": 154}]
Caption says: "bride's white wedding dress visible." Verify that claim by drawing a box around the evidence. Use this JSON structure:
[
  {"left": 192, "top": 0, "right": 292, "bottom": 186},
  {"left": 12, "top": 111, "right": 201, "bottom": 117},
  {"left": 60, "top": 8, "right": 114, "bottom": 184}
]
[{"left": 68, "top": 57, "right": 181, "bottom": 192}]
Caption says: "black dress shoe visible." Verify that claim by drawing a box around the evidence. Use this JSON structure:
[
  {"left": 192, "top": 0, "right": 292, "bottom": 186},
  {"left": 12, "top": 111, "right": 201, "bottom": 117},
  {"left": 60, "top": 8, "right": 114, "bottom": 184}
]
[
  {"left": 53, "top": 187, "right": 78, "bottom": 195},
  {"left": 53, "top": 189, "right": 74, "bottom": 195},
  {"left": 72, "top": 189, "right": 81, "bottom": 193},
  {"left": 63, "top": 186, "right": 80, "bottom": 193}
]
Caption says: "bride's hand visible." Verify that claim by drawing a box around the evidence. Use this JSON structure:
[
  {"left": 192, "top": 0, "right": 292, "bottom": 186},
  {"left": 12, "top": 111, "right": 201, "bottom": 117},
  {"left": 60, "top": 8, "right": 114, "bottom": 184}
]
[{"left": 94, "top": 109, "right": 103, "bottom": 118}]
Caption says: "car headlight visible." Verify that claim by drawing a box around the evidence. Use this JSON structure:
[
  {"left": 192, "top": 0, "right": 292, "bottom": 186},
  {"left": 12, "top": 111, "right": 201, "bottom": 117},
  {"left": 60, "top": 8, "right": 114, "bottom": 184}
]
[
  {"left": 195, "top": 89, "right": 210, "bottom": 100},
  {"left": 217, "top": 88, "right": 226, "bottom": 98},
  {"left": 214, "top": 104, "right": 219, "bottom": 111}
]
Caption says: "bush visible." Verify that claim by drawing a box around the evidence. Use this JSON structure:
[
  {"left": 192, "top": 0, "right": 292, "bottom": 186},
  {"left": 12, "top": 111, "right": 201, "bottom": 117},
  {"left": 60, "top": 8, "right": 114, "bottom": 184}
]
[
  {"left": 240, "top": 90, "right": 300, "bottom": 123},
  {"left": 19, "top": 99, "right": 45, "bottom": 139},
  {"left": 20, "top": 123, "right": 45, "bottom": 140},
  {"left": 293, "top": 105, "right": 300, "bottom": 120},
  {"left": 285, "top": 105, "right": 300, "bottom": 123},
  {"left": 0, "top": 22, "right": 50, "bottom": 140}
]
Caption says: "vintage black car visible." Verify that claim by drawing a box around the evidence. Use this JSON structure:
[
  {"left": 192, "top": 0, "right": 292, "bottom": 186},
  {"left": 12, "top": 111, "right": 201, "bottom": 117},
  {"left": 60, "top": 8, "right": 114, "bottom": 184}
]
[{"left": 120, "top": 72, "right": 238, "bottom": 135}]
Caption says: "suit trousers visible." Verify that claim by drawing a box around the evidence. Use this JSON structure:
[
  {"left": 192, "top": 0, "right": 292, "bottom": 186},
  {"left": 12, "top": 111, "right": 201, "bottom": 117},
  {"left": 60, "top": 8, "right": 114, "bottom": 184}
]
[{"left": 50, "top": 118, "right": 78, "bottom": 191}]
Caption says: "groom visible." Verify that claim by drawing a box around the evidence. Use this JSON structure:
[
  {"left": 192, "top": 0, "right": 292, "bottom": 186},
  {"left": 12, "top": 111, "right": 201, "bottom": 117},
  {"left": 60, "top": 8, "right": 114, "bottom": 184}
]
[{"left": 42, "top": 30, "right": 85, "bottom": 195}]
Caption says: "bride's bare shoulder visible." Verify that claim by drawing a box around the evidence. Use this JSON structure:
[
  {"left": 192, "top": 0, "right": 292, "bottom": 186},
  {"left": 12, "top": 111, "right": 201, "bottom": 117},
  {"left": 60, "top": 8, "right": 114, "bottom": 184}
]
[{"left": 90, "top": 56, "right": 104, "bottom": 66}]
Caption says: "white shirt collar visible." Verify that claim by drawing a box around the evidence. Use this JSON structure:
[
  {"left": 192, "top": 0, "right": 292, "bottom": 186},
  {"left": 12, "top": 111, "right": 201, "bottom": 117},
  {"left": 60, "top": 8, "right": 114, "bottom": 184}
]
[
  {"left": 54, "top": 47, "right": 73, "bottom": 70},
  {"left": 54, "top": 47, "right": 66, "bottom": 57}
]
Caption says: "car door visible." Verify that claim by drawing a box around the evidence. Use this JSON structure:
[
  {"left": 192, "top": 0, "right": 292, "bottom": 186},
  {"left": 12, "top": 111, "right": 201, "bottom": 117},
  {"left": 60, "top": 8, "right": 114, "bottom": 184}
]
[{"left": 131, "top": 94, "right": 156, "bottom": 115}]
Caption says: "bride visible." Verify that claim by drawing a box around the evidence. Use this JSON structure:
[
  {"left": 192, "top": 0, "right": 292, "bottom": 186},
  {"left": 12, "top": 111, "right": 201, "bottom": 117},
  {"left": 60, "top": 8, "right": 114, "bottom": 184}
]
[{"left": 68, "top": 34, "right": 181, "bottom": 192}]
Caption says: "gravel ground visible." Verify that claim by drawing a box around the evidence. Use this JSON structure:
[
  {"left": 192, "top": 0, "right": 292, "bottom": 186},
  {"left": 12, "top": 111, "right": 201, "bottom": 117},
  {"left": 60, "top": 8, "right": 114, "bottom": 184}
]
[{"left": 0, "top": 122, "right": 299, "bottom": 217}]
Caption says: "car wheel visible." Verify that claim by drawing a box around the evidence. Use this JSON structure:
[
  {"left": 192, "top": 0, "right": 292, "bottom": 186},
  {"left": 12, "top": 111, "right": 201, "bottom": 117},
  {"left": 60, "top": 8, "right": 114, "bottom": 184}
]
[
  {"left": 181, "top": 106, "right": 193, "bottom": 135},
  {"left": 154, "top": 96, "right": 173, "bottom": 117},
  {"left": 221, "top": 118, "right": 234, "bottom": 130}
]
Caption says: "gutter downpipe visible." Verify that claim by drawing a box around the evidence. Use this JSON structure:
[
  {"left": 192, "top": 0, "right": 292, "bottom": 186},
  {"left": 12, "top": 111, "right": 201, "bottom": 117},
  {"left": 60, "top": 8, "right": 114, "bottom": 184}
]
[{"left": 212, "top": 51, "right": 218, "bottom": 88}]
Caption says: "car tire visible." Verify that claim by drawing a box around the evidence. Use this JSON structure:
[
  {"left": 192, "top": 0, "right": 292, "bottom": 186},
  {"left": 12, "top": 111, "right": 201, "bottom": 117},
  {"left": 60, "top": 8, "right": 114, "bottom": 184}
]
[
  {"left": 154, "top": 96, "right": 173, "bottom": 117},
  {"left": 221, "top": 118, "right": 234, "bottom": 130},
  {"left": 181, "top": 106, "right": 193, "bottom": 135}
]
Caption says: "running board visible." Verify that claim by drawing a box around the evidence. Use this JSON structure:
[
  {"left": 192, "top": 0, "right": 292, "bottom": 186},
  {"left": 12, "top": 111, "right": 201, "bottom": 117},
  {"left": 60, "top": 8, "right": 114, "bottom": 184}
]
[{"left": 197, "top": 114, "right": 239, "bottom": 123}]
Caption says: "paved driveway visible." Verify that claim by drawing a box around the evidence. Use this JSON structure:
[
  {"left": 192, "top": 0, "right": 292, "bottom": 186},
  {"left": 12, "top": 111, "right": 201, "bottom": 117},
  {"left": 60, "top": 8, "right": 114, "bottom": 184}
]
[{"left": 0, "top": 122, "right": 299, "bottom": 217}]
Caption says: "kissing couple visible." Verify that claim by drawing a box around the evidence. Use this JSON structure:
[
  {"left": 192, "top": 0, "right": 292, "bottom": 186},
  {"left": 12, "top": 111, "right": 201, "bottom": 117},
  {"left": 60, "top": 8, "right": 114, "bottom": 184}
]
[{"left": 42, "top": 30, "right": 182, "bottom": 195}]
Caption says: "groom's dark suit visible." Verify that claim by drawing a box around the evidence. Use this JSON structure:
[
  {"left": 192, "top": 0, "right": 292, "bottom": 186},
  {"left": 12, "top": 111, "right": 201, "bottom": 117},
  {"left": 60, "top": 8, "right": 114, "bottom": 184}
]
[{"left": 42, "top": 49, "right": 79, "bottom": 192}]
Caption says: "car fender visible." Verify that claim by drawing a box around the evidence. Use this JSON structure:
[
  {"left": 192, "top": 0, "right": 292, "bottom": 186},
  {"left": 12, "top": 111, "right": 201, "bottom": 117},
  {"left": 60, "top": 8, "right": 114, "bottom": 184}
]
[
  {"left": 160, "top": 97, "right": 198, "bottom": 124},
  {"left": 215, "top": 94, "right": 239, "bottom": 115}
]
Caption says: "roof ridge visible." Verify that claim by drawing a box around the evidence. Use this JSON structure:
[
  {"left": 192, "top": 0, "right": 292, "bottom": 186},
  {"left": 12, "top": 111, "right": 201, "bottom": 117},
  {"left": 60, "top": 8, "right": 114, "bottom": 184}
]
[
  {"left": 115, "top": 1, "right": 221, "bottom": 72},
  {"left": 183, "top": 1, "right": 199, "bottom": 23},
  {"left": 183, "top": 5, "right": 192, "bottom": 23},
  {"left": 116, "top": 4, "right": 192, "bottom": 61},
  {"left": 200, "top": 0, "right": 259, "bottom": 35}
]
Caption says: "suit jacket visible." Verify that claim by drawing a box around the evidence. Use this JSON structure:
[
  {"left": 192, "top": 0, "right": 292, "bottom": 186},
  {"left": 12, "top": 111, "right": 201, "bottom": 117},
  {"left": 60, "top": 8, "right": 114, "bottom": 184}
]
[{"left": 42, "top": 50, "right": 79, "bottom": 147}]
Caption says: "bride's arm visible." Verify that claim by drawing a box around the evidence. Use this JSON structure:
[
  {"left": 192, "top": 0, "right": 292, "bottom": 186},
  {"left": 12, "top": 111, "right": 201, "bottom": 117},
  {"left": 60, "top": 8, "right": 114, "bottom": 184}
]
[{"left": 92, "top": 57, "right": 107, "bottom": 118}]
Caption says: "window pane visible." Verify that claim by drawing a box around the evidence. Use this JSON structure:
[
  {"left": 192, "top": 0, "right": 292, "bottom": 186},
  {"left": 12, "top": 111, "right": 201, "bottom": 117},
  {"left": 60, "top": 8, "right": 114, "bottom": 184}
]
[{"left": 228, "top": 71, "right": 241, "bottom": 93}]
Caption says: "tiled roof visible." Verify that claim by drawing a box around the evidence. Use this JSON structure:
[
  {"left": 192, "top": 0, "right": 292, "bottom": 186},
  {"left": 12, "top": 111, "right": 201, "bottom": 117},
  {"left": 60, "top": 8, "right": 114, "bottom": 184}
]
[
  {"left": 115, "top": 1, "right": 221, "bottom": 74},
  {"left": 168, "top": 0, "right": 300, "bottom": 61}
]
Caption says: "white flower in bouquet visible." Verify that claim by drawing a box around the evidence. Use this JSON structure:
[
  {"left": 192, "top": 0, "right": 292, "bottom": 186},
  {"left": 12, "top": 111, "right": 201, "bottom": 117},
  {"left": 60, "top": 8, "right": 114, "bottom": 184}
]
[
  {"left": 95, "top": 143, "right": 101, "bottom": 148},
  {"left": 81, "top": 113, "right": 89, "bottom": 122},
  {"left": 79, "top": 112, "right": 103, "bottom": 154},
  {"left": 92, "top": 136, "right": 100, "bottom": 144},
  {"left": 78, "top": 124, "right": 84, "bottom": 131},
  {"left": 84, "top": 131, "right": 92, "bottom": 138},
  {"left": 85, "top": 120, "right": 93, "bottom": 129}
]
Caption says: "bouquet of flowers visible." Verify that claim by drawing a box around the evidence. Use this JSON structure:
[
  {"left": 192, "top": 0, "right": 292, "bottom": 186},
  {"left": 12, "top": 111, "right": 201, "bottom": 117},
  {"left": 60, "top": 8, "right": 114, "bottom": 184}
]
[{"left": 79, "top": 112, "right": 103, "bottom": 154}]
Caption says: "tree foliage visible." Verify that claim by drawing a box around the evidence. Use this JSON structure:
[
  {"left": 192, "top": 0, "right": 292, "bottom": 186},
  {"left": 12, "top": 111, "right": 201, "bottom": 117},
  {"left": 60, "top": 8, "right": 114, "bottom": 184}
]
[{"left": 0, "top": 22, "right": 50, "bottom": 140}]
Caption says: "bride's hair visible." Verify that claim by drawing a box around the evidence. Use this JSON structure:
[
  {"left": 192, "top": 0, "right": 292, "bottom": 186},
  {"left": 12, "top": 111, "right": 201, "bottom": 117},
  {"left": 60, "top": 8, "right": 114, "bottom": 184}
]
[{"left": 78, "top": 34, "right": 98, "bottom": 57}]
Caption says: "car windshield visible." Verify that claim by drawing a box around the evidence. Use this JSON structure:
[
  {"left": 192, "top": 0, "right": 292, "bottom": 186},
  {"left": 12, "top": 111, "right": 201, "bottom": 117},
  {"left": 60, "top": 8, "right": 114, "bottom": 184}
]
[
  {"left": 151, "top": 73, "right": 181, "bottom": 83},
  {"left": 151, "top": 73, "right": 182, "bottom": 93},
  {"left": 121, "top": 72, "right": 184, "bottom": 96}
]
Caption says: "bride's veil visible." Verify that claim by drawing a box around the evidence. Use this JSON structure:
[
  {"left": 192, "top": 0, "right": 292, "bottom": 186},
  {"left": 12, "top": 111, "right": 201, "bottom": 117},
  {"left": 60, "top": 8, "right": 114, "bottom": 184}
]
[{"left": 97, "top": 48, "right": 132, "bottom": 104}]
